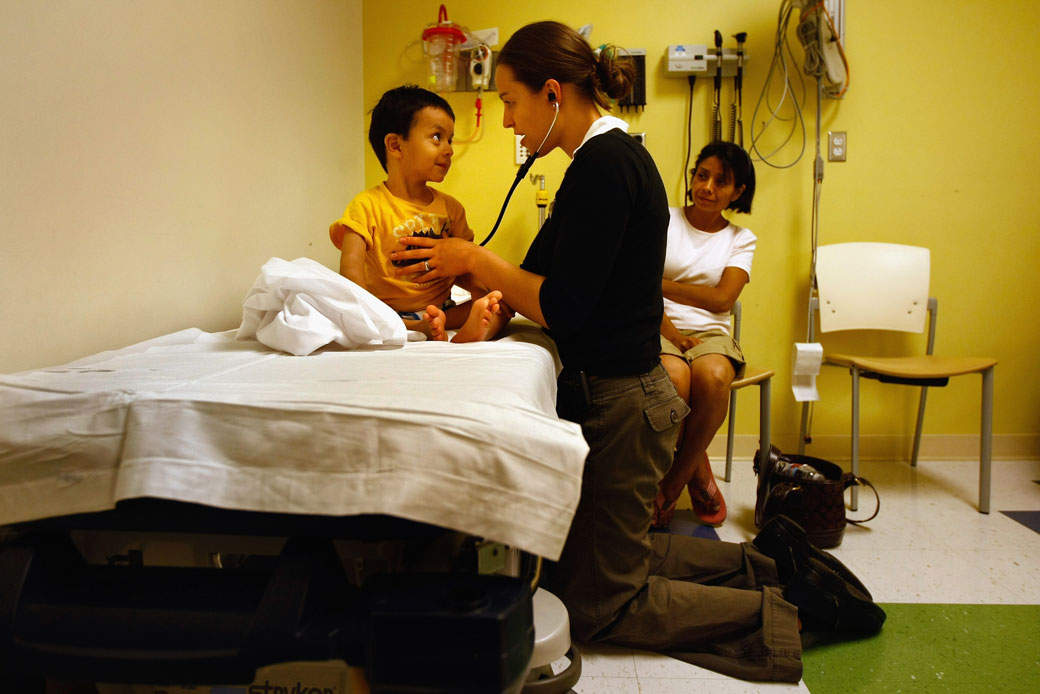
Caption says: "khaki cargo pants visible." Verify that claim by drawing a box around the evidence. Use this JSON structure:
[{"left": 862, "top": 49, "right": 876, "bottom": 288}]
[{"left": 547, "top": 363, "right": 802, "bottom": 682}]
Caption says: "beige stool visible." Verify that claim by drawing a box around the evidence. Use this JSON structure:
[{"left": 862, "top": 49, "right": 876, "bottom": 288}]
[{"left": 522, "top": 588, "right": 581, "bottom": 693}]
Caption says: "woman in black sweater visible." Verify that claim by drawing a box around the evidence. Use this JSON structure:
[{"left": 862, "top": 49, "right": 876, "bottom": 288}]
[{"left": 391, "top": 20, "right": 881, "bottom": 683}]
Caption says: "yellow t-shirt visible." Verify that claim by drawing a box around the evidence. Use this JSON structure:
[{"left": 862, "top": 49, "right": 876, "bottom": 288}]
[{"left": 330, "top": 184, "right": 473, "bottom": 312}]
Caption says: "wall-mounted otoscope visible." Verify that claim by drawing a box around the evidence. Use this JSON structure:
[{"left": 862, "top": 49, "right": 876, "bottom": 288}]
[
  {"left": 711, "top": 30, "right": 723, "bottom": 142},
  {"left": 730, "top": 32, "right": 747, "bottom": 146}
]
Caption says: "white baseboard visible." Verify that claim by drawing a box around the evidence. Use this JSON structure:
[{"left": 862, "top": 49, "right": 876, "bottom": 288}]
[{"left": 708, "top": 433, "right": 1040, "bottom": 462}]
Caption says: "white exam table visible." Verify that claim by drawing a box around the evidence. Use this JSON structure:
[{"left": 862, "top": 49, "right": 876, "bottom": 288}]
[{"left": 0, "top": 322, "right": 588, "bottom": 693}]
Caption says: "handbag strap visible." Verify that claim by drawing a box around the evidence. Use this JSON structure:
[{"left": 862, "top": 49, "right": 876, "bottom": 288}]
[
  {"left": 842, "top": 474, "right": 881, "bottom": 524},
  {"left": 761, "top": 482, "right": 801, "bottom": 524}
]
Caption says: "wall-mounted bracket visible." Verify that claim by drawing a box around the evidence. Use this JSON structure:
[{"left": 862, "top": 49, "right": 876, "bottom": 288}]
[{"left": 456, "top": 48, "right": 498, "bottom": 92}]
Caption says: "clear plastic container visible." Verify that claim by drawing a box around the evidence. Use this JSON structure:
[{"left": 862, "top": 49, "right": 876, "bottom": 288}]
[{"left": 422, "top": 5, "right": 466, "bottom": 93}]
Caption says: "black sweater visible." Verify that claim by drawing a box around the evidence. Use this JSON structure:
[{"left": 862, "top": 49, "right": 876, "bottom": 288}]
[{"left": 521, "top": 128, "right": 669, "bottom": 376}]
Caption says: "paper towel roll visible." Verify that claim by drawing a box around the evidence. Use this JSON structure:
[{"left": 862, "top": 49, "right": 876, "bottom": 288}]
[{"left": 791, "top": 342, "right": 823, "bottom": 402}]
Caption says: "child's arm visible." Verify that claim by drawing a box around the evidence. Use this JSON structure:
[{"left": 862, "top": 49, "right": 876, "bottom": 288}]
[
  {"left": 338, "top": 233, "right": 443, "bottom": 339},
  {"left": 338, "top": 232, "right": 367, "bottom": 287}
]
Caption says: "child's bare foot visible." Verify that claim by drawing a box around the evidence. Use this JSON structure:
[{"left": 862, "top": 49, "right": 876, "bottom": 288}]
[
  {"left": 451, "top": 291, "right": 502, "bottom": 343},
  {"left": 422, "top": 305, "right": 448, "bottom": 341}
]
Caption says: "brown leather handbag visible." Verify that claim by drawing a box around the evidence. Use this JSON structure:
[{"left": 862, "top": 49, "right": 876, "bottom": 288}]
[{"left": 754, "top": 445, "right": 879, "bottom": 548}]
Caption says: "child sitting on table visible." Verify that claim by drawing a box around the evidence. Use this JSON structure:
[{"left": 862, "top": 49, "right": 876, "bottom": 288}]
[{"left": 330, "top": 85, "right": 509, "bottom": 342}]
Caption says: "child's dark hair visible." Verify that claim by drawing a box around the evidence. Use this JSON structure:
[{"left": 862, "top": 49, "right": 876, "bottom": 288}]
[
  {"left": 693, "top": 142, "right": 756, "bottom": 214},
  {"left": 368, "top": 85, "right": 455, "bottom": 172}
]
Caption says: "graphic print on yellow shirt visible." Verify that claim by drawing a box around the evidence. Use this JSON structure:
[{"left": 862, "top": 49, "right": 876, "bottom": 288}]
[
  {"left": 389, "top": 213, "right": 447, "bottom": 268},
  {"left": 329, "top": 184, "right": 473, "bottom": 313}
]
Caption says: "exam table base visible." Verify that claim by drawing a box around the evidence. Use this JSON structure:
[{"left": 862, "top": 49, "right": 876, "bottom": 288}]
[{"left": 0, "top": 501, "right": 534, "bottom": 694}]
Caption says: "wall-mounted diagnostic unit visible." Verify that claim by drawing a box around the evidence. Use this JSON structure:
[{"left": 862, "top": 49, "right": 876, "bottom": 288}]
[
  {"left": 667, "top": 44, "right": 708, "bottom": 74},
  {"left": 666, "top": 45, "right": 748, "bottom": 77}
]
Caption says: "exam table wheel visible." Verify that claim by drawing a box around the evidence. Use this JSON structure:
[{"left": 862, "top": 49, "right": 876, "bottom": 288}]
[
  {"left": 521, "top": 644, "right": 581, "bottom": 694},
  {"left": 521, "top": 588, "right": 582, "bottom": 694}
]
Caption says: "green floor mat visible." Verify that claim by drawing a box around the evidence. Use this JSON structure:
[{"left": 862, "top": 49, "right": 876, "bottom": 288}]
[{"left": 801, "top": 604, "right": 1040, "bottom": 693}]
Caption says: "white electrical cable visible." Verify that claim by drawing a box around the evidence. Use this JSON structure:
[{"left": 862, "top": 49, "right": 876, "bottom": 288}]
[{"left": 748, "top": 0, "right": 808, "bottom": 169}]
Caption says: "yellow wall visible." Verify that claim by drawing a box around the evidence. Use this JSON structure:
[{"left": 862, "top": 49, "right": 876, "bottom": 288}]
[
  {"left": 363, "top": 0, "right": 1040, "bottom": 457},
  {"left": 0, "top": 0, "right": 364, "bottom": 372}
]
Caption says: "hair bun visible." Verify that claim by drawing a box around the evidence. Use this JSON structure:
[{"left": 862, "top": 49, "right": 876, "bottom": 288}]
[{"left": 594, "top": 46, "right": 636, "bottom": 102}]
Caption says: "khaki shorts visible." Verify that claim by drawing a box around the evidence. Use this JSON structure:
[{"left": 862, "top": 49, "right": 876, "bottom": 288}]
[{"left": 660, "top": 330, "right": 746, "bottom": 379}]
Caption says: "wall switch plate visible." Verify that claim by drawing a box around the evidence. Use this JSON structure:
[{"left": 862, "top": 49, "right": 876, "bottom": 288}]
[
  {"left": 515, "top": 135, "right": 531, "bottom": 165},
  {"left": 828, "top": 131, "right": 847, "bottom": 161},
  {"left": 630, "top": 131, "right": 646, "bottom": 146}
]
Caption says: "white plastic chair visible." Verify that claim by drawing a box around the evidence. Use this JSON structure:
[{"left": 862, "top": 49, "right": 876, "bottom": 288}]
[
  {"left": 798, "top": 243, "right": 997, "bottom": 512},
  {"left": 724, "top": 300, "right": 774, "bottom": 481}
]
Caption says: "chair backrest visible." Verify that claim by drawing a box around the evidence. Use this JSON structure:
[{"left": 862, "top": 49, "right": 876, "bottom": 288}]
[{"left": 816, "top": 243, "right": 930, "bottom": 334}]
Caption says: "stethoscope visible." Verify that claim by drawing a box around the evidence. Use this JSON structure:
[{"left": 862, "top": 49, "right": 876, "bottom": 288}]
[{"left": 478, "top": 96, "right": 559, "bottom": 246}]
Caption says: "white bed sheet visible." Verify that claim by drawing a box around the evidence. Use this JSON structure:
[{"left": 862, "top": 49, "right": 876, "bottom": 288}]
[{"left": 0, "top": 323, "right": 588, "bottom": 560}]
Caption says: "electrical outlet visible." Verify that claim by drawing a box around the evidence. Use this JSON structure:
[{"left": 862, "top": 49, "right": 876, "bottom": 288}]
[
  {"left": 515, "top": 135, "right": 531, "bottom": 165},
  {"left": 630, "top": 131, "right": 646, "bottom": 146},
  {"left": 828, "top": 131, "right": 847, "bottom": 162}
]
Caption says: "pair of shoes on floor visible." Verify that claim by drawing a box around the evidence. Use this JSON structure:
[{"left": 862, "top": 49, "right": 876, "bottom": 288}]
[
  {"left": 753, "top": 514, "right": 871, "bottom": 597},
  {"left": 753, "top": 515, "right": 885, "bottom": 634},
  {"left": 753, "top": 444, "right": 782, "bottom": 528},
  {"left": 688, "top": 453, "right": 727, "bottom": 527},
  {"left": 783, "top": 556, "right": 886, "bottom": 633}
]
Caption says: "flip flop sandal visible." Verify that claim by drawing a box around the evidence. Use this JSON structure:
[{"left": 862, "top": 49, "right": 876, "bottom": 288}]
[{"left": 688, "top": 454, "right": 727, "bottom": 527}]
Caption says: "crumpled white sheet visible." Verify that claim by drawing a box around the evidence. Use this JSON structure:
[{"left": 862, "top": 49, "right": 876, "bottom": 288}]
[{"left": 236, "top": 257, "right": 408, "bottom": 355}]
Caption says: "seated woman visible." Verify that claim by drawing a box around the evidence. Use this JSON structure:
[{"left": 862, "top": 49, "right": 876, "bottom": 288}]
[{"left": 655, "top": 141, "right": 756, "bottom": 527}]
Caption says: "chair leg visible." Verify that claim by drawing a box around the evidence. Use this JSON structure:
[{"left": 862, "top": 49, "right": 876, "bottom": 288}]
[
  {"left": 725, "top": 390, "right": 737, "bottom": 482},
  {"left": 760, "top": 377, "right": 772, "bottom": 475},
  {"left": 979, "top": 366, "right": 994, "bottom": 514},
  {"left": 911, "top": 386, "right": 929, "bottom": 467},
  {"left": 850, "top": 366, "right": 860, "bottom": 511}
]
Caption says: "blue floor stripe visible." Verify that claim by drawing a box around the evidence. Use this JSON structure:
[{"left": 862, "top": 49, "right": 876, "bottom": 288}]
[
  {"left": 1002, "top": 510, "right": 1040, "bottom": 534},
  {"left": 652, "top": 509, "right": 721, "bottom": 540}
]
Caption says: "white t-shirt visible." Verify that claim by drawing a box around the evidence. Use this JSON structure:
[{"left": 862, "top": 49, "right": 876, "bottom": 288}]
[{"left": 662, "top": 206, "right": 757, "bottom": 334}]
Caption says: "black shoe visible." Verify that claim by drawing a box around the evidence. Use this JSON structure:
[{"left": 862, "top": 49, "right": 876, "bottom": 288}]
[
  {"left": 783, "top": 557, "right": 886, "bottom": 634},
  {"left": 753, "top": 445, "right": 782, "bottom": 528},
  {"left": 753, "top": 514, "right": 873, "bottom": 600}
]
